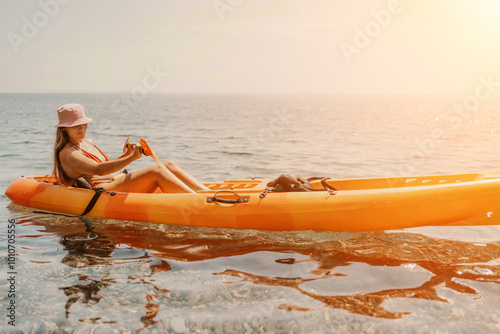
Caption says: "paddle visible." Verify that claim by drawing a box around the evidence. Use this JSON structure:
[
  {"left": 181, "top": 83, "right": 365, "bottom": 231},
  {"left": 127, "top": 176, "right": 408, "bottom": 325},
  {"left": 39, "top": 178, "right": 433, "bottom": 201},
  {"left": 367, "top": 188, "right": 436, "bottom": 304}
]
[
  {"left": 123, "top": 137, "right": 130, "bottom": 153},
  {"left": 139, "top": 138, "right": 167, "bottom": 170}
]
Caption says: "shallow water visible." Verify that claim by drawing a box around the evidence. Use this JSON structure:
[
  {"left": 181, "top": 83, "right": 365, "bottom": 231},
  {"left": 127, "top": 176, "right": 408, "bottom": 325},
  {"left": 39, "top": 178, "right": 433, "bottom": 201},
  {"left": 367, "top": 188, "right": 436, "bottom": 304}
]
[{"left": 2, "top": 93, "right": 500, "bottom": 332}]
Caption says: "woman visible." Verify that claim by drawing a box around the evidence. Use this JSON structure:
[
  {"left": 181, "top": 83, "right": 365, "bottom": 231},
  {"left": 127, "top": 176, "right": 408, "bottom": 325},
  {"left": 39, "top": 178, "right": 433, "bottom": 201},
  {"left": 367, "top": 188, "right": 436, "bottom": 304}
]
[{"left": 53, "top": 103, "right": 207, "bottom": 193}]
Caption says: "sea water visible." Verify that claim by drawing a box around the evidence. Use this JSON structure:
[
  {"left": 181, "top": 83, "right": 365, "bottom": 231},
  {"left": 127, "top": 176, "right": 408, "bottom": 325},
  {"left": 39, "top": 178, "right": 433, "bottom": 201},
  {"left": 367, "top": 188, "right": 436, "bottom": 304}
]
[{"left": 1, "top": 93, "right": 500, "bottom": 333}]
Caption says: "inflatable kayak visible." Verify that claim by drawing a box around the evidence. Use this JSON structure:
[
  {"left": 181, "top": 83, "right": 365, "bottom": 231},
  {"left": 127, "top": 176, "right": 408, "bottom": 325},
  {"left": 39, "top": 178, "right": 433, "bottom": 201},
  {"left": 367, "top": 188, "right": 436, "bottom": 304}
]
[{"left": 5, "top": 172, "right": 500, "bottom": 232}]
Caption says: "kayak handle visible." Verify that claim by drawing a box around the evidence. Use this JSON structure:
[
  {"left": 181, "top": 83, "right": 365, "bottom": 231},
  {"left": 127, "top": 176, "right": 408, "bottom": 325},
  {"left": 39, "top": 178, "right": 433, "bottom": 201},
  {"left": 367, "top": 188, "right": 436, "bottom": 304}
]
[{"left": 207, "top": 191, "right": 249, "bottom": 205}]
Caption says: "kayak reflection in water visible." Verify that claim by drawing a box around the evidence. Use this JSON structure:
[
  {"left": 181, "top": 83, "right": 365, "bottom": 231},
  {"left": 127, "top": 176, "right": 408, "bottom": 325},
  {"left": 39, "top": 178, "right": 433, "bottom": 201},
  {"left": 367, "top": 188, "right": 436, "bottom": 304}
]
[{"left": 52, "top": 103, "right": 208, "bottom": 193}]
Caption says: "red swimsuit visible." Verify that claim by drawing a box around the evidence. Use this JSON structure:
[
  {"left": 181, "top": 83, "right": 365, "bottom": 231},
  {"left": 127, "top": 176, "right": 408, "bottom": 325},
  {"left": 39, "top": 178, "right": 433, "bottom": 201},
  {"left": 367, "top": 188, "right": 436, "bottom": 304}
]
[
  {"left": 80, "top": 140, "right": 110, "bottom": 163},
  {"left": 80, "top": 140, "right": 111, "bottom": 187}
]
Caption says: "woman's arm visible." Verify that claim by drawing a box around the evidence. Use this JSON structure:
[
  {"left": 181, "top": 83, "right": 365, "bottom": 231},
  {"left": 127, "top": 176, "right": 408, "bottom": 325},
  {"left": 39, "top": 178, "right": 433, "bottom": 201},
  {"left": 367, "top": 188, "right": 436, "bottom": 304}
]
[{"left": 61, "top": 144, "right": 142, "bottom": 177}]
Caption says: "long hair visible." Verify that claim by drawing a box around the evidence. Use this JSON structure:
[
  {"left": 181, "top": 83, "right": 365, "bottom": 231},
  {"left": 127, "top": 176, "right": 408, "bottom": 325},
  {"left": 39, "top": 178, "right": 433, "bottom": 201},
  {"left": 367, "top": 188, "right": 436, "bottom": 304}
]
[{"left": 53, "top": 128, "right": 72, "bottom": 184}]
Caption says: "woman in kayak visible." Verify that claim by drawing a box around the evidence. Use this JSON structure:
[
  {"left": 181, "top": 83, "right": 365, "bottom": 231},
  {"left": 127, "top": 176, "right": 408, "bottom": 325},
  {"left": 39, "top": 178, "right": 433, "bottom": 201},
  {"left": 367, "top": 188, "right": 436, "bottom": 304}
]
[{"left": 53, "top": 103, "right": 207, "bottom": 193}]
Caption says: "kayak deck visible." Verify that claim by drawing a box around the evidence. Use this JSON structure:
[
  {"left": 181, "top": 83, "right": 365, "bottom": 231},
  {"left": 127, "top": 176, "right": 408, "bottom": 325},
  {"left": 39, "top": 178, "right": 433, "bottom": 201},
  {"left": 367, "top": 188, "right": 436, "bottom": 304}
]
[{"left": 28, "top": 171, "right": 500, "bottom": 193}]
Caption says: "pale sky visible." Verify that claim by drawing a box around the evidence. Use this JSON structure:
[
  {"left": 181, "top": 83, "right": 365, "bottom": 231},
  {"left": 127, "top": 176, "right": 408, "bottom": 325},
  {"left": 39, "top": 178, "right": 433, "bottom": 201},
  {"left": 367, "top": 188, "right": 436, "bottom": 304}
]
[{"left": 1, "top": 0, "right": 500, "bottom": 94}]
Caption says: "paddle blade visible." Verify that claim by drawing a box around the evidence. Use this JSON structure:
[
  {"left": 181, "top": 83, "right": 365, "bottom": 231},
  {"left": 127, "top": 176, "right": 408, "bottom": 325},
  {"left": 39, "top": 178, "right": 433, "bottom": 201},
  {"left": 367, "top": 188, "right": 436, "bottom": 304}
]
[
  {"left": 139, "top": 138, "right": 153, "bottom": 157},
  {"left": 140, "top": 138, "right": 167, "bottom": 169},
  {"left": 123, "top": 137, "right": 130, "bottom": 153}
]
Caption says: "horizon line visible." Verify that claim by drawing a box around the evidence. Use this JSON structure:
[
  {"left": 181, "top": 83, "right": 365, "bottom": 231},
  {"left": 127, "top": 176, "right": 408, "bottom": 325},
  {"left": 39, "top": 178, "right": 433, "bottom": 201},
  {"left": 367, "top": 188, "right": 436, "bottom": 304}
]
[{"left": 0, "top": 91, "right": 483, "bottom": 97}]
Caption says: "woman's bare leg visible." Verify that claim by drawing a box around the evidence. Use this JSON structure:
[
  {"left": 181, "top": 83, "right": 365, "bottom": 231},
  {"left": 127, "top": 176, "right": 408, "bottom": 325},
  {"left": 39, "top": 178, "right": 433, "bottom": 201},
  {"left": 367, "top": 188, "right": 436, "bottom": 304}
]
[
  {"left": 102, "top": 165, "right": 195, "bottom": 193},
  {"left": 162, "top": 161, "right": 209, "bottom": 191}
]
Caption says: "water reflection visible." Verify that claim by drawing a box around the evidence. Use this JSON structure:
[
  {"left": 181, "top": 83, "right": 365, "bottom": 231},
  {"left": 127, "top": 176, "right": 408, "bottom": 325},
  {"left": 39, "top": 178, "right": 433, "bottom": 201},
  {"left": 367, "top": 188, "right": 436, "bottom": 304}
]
[
  {"left": 60, "top": 231, "right": 115, "bottom": 268},
  {"left": 60, "top": 273, "right": 116, "bottom": 319},
  {"left": 87, "top": 225, "right": 500, "bottom": 319},
  {"left": 61, "top": 228, "right": 171, "bottom": 330},
  {"left": 11, "top": 210, "right": 172, "bottom": 331},
  {"left": 9, "top": 204, "right": 500, "bottom": 326},
  {"left": 212, "top": 231, "right": 500, "bottom": 319}
]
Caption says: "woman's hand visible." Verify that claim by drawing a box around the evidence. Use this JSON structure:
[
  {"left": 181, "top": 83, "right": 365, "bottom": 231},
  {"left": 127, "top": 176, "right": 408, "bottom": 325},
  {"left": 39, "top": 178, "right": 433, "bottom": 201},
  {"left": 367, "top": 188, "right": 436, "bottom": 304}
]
[
  {"left": 124, "top": 141, "right": 140, "bottom": 156},
  {"left": 128, "top": 143, "right": 143, "bottom": 161}
]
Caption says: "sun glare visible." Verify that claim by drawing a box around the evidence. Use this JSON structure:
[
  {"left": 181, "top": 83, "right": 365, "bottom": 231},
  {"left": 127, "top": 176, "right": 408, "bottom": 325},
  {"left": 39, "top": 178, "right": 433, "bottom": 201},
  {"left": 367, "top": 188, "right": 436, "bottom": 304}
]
[{"left": 469, "top": 0, "right": 500, "bottom": 18}]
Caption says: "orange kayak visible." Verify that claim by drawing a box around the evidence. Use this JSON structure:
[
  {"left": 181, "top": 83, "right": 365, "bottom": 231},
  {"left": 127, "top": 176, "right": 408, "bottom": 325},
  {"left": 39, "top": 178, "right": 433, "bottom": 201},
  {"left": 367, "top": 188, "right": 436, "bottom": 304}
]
[{"left": 5, "top": 172, "right": 500, "bottom": 232}]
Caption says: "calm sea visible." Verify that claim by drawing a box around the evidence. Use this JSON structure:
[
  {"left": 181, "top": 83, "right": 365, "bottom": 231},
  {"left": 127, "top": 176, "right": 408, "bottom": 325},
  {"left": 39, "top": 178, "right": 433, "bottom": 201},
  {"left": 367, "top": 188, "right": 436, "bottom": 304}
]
[{"left": 1, "top": 93, "right": 500, "bottom": 333}]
